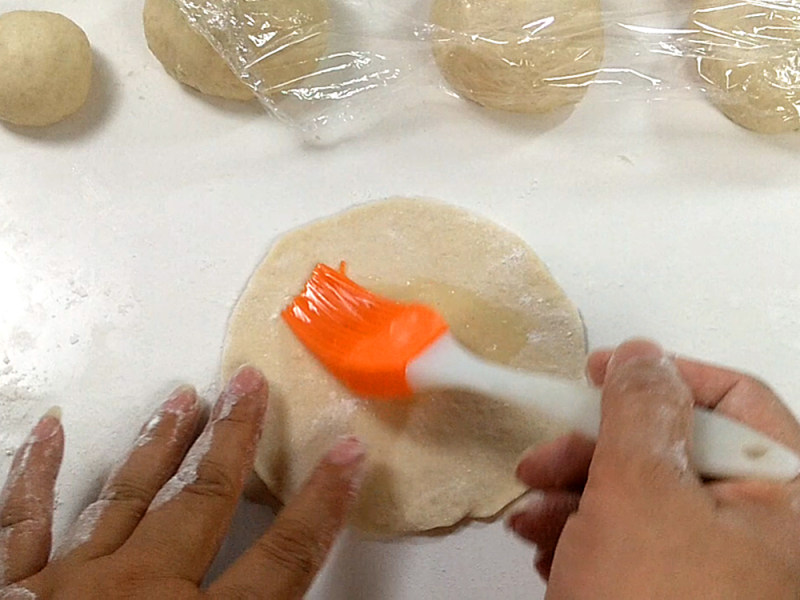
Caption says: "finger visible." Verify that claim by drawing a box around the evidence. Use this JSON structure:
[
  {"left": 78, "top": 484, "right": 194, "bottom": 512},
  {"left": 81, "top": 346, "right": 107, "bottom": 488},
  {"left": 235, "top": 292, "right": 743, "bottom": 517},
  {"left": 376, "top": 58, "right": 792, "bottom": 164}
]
[
  {"left": 589, "top": 349, "right": 800, "bottom": 452},
  {"left": 590, "top": 339, "right": 696, "bottom": 490},
  {"left": 708, "top": 478, "right": 787, "bottom": 508},
  {"left": 208, "top": 436, "right": 366, "bottom": 600},
  {"left": 586, "top": 349, "right": 612, "bottom": 386},
  {"left": 0, "top": 407, "right": 64, "bottom": 585},
  {"left": 516, "top": 433, "right": 594, "bottom": 490},
  {"left": 56, "top": 386, "right": 204, "bottom": 562},
  {"left": 508, "top": 491, "right": 580, "bottom": 583},
  {"left": 675, "top": 364, "right": 800, "bottom": 453},
  {"left": 507, "top": 491, "right": 579, "bottom": 550},
  {"left": 535, "top": 545, "right": 556, "bottom": 580},
  {"left": 591, "top": 349, "right": 756, "bottom": 408},
  {"left": 125, "top": 366, "right": 268, "bottom": 582}
]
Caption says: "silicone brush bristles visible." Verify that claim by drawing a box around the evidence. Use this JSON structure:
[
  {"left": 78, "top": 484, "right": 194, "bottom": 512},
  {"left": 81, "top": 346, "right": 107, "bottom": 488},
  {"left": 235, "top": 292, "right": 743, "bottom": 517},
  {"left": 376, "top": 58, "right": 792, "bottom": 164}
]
[{"left": 282, "top": 263, "right": 449, "bottom": 398}]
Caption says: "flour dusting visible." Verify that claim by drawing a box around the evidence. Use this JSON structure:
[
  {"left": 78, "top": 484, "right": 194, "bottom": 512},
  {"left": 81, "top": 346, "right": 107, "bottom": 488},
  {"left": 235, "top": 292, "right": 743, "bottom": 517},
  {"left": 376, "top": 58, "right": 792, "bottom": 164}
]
[
  {"left": 134, "top": 400, "right": 195, "bottom": 450},
  {"left": 135, "top": 411, "right": 164, "bottom": 448},
  {"left": 518, "top": 293, "right": 534, "bottom": 307},
  {"left": 0, "top": 444, "right": 32, "bottom": 508},
  {"left": 55, "top": 499, "right": 110, "bottom": 557},
  {"left": 149, "top": 428, "right": 214, "bottom": 511},
  {"left": 215, "top": 391, "right": 236, "bottom": 421},
  {"left": 199, "top": 381, "right": 220, "bottom": 405},
  {"left": 0, "top": 585, "right": 38, "bottom": 599},
  {"left": 501, "top": 246, "right": 525, "bottom": 267},
  {"left": 102, "top": 401, "right": 197, "bottom": 495},
  {"left": 309, "top": 394, "right": 359, "bottom": 431}
]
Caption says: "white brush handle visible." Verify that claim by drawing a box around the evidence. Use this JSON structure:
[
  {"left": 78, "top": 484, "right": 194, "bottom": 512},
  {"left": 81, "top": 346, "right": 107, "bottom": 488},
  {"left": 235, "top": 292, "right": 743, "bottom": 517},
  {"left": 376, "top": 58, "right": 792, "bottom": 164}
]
[{"left": 407, "top": 334, "right": 800, "bottom": 481}]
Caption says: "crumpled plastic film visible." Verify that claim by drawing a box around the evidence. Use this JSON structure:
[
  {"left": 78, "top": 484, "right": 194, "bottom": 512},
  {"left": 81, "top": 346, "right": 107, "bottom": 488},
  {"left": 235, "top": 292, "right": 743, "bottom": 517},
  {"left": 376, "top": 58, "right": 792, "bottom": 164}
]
[{"left": 173, "top": 0, "right": 800, "bottom": 138}]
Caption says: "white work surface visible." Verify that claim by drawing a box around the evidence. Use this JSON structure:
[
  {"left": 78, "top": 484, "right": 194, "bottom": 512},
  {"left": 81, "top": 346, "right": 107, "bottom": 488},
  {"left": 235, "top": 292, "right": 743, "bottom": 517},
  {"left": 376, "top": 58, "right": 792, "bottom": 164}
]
[{"left": 1, "top": 1, "right": 800, "bottom": 598}]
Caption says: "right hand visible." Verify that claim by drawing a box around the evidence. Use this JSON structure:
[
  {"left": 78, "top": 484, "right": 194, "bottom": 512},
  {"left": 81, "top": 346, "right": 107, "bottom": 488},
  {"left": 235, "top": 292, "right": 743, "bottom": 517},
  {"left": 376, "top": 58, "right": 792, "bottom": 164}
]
[{"left": 511, "top": 339, "right": 800, "bottom": 599}]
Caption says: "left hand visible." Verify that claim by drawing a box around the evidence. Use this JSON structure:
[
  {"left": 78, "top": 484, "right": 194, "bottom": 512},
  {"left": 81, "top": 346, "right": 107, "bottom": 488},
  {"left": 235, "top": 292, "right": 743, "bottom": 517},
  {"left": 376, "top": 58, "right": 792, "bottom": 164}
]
[{"left": 0, "top": 366, "right": 365, "bottom": 599}]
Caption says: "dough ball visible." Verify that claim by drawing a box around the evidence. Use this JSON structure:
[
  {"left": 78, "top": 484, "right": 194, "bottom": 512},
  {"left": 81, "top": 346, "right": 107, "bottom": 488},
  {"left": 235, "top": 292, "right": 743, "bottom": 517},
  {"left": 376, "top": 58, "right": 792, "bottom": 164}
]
[
  {"left": 0, "top": 11, "right": 92, "bottom": 127},
  {"left": 143, "top": 0, "right": 252, "bottom": 101},
  {"left": 431, "top": 0, "right": 604, "bottom": 113},
  {"left": 222, "top": 198, "right": 587, "bottom": 535},
  {"left": 691, "top": 1, "right": 800, "bottom": 133},
  {"left": 143, "top": 0, "right": 330, "bottom": 101},
  {"left": 229, "top": 0, "right": 330, "bottom": 96}
]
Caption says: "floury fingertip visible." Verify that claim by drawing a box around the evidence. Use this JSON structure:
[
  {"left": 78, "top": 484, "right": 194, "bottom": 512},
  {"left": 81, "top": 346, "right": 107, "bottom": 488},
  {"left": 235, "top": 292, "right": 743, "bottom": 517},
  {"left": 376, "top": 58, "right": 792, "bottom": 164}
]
[
  {"left": 608, "top": 339, "right": 665, "bottom": 370},
  {"left": 227, "top": 365, "right": 266, "bottom": 397},
  {"left": 163, "top": 385, "right": 198, "bottom": 413},
  {"left": 31, "top": 406, "right": 62, "bottom": 442}
]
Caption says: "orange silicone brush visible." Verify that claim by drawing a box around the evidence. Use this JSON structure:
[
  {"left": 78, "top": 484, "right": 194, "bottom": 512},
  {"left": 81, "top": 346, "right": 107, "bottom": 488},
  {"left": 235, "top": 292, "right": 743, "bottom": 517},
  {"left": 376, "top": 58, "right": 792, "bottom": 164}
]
[
  {"left": 282, "top": 262, "right": 449, "bottom": 398},
  {"left": 283, "top": 263, "right": 800, "bottom": 481}
]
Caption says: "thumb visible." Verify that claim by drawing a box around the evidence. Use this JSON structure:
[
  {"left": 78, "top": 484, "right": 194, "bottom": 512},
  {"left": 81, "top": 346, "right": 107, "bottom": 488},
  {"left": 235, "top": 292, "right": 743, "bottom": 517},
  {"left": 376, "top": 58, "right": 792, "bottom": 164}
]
[{"left": 589, "top": 339, "right": 696, "bottom": 491}]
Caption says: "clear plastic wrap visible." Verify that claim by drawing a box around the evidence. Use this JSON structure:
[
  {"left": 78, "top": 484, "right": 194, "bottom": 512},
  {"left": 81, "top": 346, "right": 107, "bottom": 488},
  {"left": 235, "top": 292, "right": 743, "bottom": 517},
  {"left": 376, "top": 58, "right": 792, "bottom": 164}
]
[{"left": 173, "top": 0, "right": 800, "bottom": 140}]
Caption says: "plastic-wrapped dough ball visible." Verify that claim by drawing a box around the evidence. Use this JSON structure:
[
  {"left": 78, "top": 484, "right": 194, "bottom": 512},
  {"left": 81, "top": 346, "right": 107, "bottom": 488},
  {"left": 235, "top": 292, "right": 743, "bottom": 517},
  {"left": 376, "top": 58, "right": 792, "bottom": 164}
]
[
  {"left": 431, "top": 0, "right": 604, "bottom": 113},
  {"left": 143, "top": 0, "right": 329, "bottom": 101},
  {"left": 692, "top": 0, "right": 800, "bottom": 133},
  {"left": 143, "top": 0, "right": 253, "bottom": 101},
  {"left": 0, "top": 11, "right": 92, "bottom": 127},
  {"left": 231, "top": 0, "right": 329, "bottom": 96}
]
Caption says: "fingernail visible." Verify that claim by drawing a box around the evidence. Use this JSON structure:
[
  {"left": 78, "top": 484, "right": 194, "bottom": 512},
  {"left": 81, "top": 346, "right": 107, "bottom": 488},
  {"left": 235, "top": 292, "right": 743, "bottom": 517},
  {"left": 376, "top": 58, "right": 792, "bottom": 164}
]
[
  {"left": 327, "top": 436, "right": 366, "bottom": 467},
  {"left": 227, "top": 365, "right": 266, "bottom": 397},
  {"left": 608, "top": 339, "right": 664, "bottom": 370},
  {"left": 163, "top": 385, "right": 198, "bottom": 414},
  {"left": 31, "top": 406, "right": 62, "bottom": 442}
]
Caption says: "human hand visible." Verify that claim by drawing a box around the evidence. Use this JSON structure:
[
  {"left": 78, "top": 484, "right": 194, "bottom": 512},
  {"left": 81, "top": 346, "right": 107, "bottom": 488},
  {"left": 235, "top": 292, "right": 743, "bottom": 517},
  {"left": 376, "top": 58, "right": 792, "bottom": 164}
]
[
  {"left": 510, "top": 339, "right": 800, "bottom": 599},
  {"left": 0, "top": 366, "right": 366, "bottom": 600}
]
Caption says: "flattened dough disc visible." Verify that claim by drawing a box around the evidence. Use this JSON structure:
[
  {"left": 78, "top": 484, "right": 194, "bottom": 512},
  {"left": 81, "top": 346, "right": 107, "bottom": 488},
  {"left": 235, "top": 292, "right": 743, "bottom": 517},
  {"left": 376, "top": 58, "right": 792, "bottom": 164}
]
[{"left": 222, "top": 198, "right": 586, "bottom": 535}]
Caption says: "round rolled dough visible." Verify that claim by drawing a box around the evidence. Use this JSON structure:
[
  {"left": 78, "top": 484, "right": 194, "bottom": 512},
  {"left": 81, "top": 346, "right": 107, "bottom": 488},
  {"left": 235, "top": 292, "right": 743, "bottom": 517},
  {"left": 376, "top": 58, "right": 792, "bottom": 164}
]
[
  {"left": 222, "top": 198, "right": 586, "bottom": 535},
  {"left": 0, "top": 11, "right": 92, "bottom": 127},
  {"left": 430, "top": 0, "right": 604, "bottom": 113},
  {"left": 691, "top": 0, "right": 800, "bottom": 133}
]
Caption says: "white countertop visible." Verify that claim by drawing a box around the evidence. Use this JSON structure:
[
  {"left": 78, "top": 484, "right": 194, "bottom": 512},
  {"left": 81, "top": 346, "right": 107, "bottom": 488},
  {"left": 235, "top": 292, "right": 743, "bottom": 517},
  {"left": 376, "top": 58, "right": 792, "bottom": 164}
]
[{"left": 1, "top": 1, "right": 799, "bottom": 598}]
